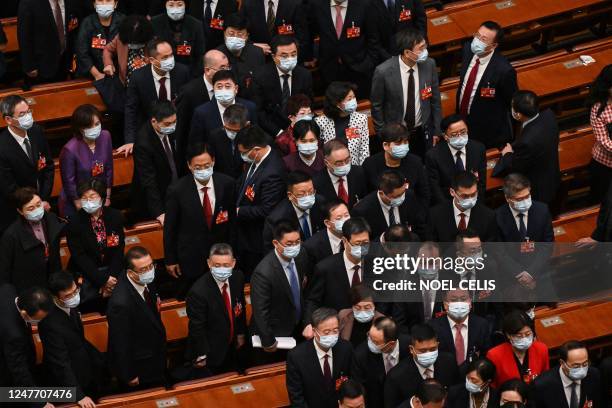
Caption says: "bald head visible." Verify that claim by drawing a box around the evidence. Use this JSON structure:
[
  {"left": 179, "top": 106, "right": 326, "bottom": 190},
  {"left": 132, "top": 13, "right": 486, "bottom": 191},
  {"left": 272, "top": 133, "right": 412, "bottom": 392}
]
[{"left": 204, "top": 50, "right": 230, "bottom": 83}]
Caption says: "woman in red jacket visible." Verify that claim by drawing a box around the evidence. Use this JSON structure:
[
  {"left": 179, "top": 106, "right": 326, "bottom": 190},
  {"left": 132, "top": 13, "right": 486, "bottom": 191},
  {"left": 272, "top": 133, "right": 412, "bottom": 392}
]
[{"left": 486, "top": 310, "right": 549, "bottom": 388}]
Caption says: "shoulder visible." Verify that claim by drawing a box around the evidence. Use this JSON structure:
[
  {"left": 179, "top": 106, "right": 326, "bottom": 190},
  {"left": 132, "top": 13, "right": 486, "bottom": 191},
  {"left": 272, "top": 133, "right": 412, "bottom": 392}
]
[
  {"left": 317, "top": 252, "right": 343, "bottom": 270},
  {"left": 338, "top": 308, "right": 353, "bottom": 322},
  {"left": 237, "top": 97, "right": 256, "bottom": 109},
  {"left": 486, "top": 342, "right": 511, "bottom": 360},
  {"left": 467, "top": 139, "right": 486, "bottom": 153},
  {"left": 532, "top": 339, "right": 549, "bottom": 353},
  {"left": 213, "top": 172, "right": 236, "bottom": 187}
]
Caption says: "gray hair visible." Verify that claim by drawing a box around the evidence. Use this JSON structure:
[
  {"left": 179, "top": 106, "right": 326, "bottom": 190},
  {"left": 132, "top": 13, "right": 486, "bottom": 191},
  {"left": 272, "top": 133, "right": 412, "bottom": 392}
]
[
  {"left": 502, "top": 173, "right": 531, "bottom": 198},
  {"left": 311, "top": 307, "right": 338, "bottom": 328},
  {"left": 1, "top": 95, "right": 27, "bottom": 118},
  {"left": 208, "top": 243, "right": 234, "bottom": 258},
  {"left": 223, "top": 104, "right": 249, "bottom": 127}
]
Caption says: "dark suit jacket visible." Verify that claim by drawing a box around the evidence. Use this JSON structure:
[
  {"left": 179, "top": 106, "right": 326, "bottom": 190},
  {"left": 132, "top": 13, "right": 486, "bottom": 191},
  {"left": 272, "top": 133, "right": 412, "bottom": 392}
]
[
  {"left": 106, "top": 274, "right": 167, "bottom": 385},
  {"left": 352, "top": 190, "right": 428, "bottom": 240},
  {"left": 164, "top": 173, "right": 237, "bottom": 279},
  {"left": 429, "top": 200, "right": 498, "bottom": 242},
  {"left": 235, "top": 149, "right": 286, "bottom": 256},
  {"left": 371, "top": 0, "right": 426, "bottom": 57},
  {"left": 208, "top": 127, "right": 244, "bottom": 179},
  {"left": 262, "top": 197, "right": 326, "bottom": 251},
  {"left": 189, "top": 97, "right": 258, "bottom": 145},
  {"left": 0, "top": 214, "right": 64, "bottom": 292},
  {"left": 124, "top": 63, "right": 191, "bottom": 143},
  {"left": 240, "top": 0, "right": 302, "bottom": 45},
  {"left": 384, "top": 352, "right": 460, "bottom": 408},
  {"left": 175, "top": 76, "right": 212, "bottom": 167},
  {"left": 286, "top": 338, "right": 353, "bottom": 408},
  {"left": 492, "top": 109, "right": 560, "bottom": 204},
  {"left": 131, "top": 123, "right": 179, "bottom": 219},
  {"left": 216, "top": 43, "right": 265, "bottom": 96},
  {"left": 351, "top": 335, "right": 412, "bottom": 408},
  {"left": 185, "top": 270, "right": 246, "bottom": 367},
  {"left": 313, "top": 167, "right": 368, "bottom": 210},
  {"left": 66, "top": 208, "right": 125, "bottom": 289},
  {"left": 250, "top": 248, "right": 311, "bottom": 347},
  {"left": 425, "top": 139, "right": 487, "bottom": 205},
  {"left": 188, "top": 0, "right": 238, "bottom": 51},
  {"left": 362, "top": 151, "right": 431, "bottom": 208},
  {"left": 429, "top": 314, "right": 492, "bottom": 367},
  {"left": 0, "top": 126, "right": 55, "bottom": 230},
  {"left": 456, "top": 45, "right": 517, "bottom": 149},
  {"left": 0, "top": 284, "right": 37, "bottom": 387},
  {"left": 303, "top": 229, "right": 340, "bottom": 267},
  {"left": 283, "top": 151, "right": 326, "bottom": 176},
  {"left": 251, "top": 62, "right": 313, "bottom": 136},
  {"left": 17, "top": 0, "right": 81, "bottom": 78},
  {"left": 38, "top": 306, "right": 105, "bottom": 400},
  {"left": 533, "top": 366, "right": 602, "bottom": 408},
  {"left": 446, "top": 384, "right": 499, "bottom": 408},
  {"left": 391, "top": 289, "right": 445, "bottom": 333},
  {"left": 592, "top": 183, "right": 612, "bottom": 242}
]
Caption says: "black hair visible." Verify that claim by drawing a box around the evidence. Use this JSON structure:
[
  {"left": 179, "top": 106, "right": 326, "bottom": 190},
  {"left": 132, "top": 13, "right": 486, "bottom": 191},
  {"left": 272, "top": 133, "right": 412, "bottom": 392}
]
[
  {"left": 0, "top": 94, "right": 27, "bottom": 118},
  {"left": 147, "top": 37, "right": 171, "bottom": 58},
  {"left": 125, "top": 246, "right": 151, "bottom": 270},
  {"left": 235, "top": 125, "right": 270, "bottom": 150},
  {"left": 321, "top": 199, "right": 348, "bottom": 220},
  {"left": 272, "top": 219, "right": 300, "bottom": 241},
  {"left": 323, "top": 81, "right": 357, "bottom": 119},
  {"left": 349, "top": 284, "right": 374, "bottom": 306},
  {"left": 77, "top": 179, "right": 108, "bottom": 201},
  {"left": 480, "top": 20, "right": 504, "bottom": 44},
  {"left": 186, "top": 143, "right": 214, "bottom": 163},
  {"left": 502, "top": 309, "right": 535, "bottom": 336},
  {"left": 293, "top": 120, "right": 320, "bottom": 141},
  {"left": 410, "top": 323, "right": 437, "bottom": 343},
  {"left": 271, "top": 35, "right": 298, "bottom": 55},
  {"left": 118, "top": 15, "right": 153, "bottom": 45},
  {"left": 378, "top": 170, "right": 406, "bottom": 195},
  {"left": 498, "top": 379, "right": 528, "bottom": 402},
  {"left": 17, "top": 286, "right": 54, "bottom": 316},
  {"left": 372, "top": 316, "right": 399, "bottom": 343},
  {"left": 415, "top": 379, "right": 447, "bottom": 404},
  {"left": 287, "top": 170, "right": 312, "bottom": 189},
  {"left": 440, "top": 113, "right": 466, "bottom": 134},
  {"left": 341, "top": 217, "right": 371, "bottom": 240},
  {"left": 396, "top": 28, "right": 426, "bottom": 52},
  {"left": 70, "top": 104, "right": 102, "bottom": 139},
  {"left": 512, "top": 90, "right": 539, "bottom": 118},
  {"left": 559, "top": 340, "right": 587, "bottom": 362},
  {"left": 224, "top": 13, "right": 248, "bottom": 31},
  {"left": 323, "top": 139, "right": 349, "bottom": 157},
  {"left": 286, "top": 94, "right": 312, "bottom": 117},
  {"left": 338, "top": 379, "right": 364, "bottom": 403},
  {"left": 451, "top": 171, "right": 478, "bottom": 191},
  {"left": 466, "top": 358, "right": 496, "bottom": 382},
  {"left": 587, "top": 64, "right": 612, "bottom": 117},
  {"left": 48, "top": 271, "right": 76, "bottom": 296},
  {"left": 223, "top": 103, "right": 249, "bottom": 126},
  {"left": 455, "top": 228, "right": 481, "bottom": 242},
  {"left": 13, "top": 187, "right": 38, "bottom": 210},
  {"left": 502, "top": 173, "right": 531, "bottom": 198},
  {"left": 381, "top": 123, "right": 410, "bottom": 144},
  {"left": 212, "top": 69, "right": 237, "bottom": 85},
  {"left": 150, "top": 100, "right": 176, "bottom": 121},
  {"left": 384, "top": 224, "right": 419, "bottom": 242}
]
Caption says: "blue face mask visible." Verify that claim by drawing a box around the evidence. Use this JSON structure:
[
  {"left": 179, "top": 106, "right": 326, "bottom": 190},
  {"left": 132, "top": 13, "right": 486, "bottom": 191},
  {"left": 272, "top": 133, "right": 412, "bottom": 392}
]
[
  {"left": 95, "top": 4, "right": 115, "bottom": 18},
  {"left": 138, "top": 267, "right": 155, "bottom": 285},
  {"left": 241, "top": 150, "right": 254, "bottom": 163},
  {"left": 225, "top": 36, "right": 246, "bottom": 52},
  {"left": 210, "top": 266, "right": 233, "bottom": 281},
  {"left": 465, "top": 378, "right": 483, "bottom": 394},
  {"left": 343, "top": 98, "right": 358, "bottom": 114},
  {"left": 159, "top": 123, "right": 176, "bottom": 135},
  {"left": 194, "top": 167, "right": 214, "bottom": 182},
  {"left": 456, "top": 195, "right": 477, "bottom": 210},
  {"left": 511, "top": 335, "right": 533, "bottom": 351},
  {"left": 159, "top": 56, "right": 175, "bottom": 72},
  {"left": 471, "top": 37, "right": 488, "bottom": 56},
  {"left": 416, "top": 350, "right": 438, "bottom": 367},
  {"left": 448, "top": 134, "right": 468, "bottom": 150},
  {"left": 81, "top": 198, "right": 102, "bottom": 214},
  {"left": 353, "top": 308, "right": 375, "bottom": 323},
  {"left": 388, "top": 192, "right": 405, "bottom": 208},
  {"left": 512, "top": 197, "right": 532, "bottom": 213},
  {"left": 448, "top": 301, "right": 470, "bottom": 321},
  {"left": 83, "top": 124, "right": 102, "bottom": 140},
  {"left": 317, "top": 332, "right": 339, "bottom": 349},
  {"left": 418, "top": 268, "right": 438, "bottom": 280},
  {"left": 62, "top": 293, "right": 80, "bottom": 309},
  {"left": 334, "top": 217, "right": 349, "bottom": 233},
  {"left": 215, "top": 89, "right": 236, "bottom": 105},
  {"left": 25, "top": 206, "right": 45, "bottom": 222},
  {"left": 567, "top": 365, "right": 588, "bottom": 381},
  {"left": 390, "top": 143, "right": 410, "bottom": 159},
  {"left": 297, "top": 142, "right": 318, "bottom": 156},
  {"left": 17, "top": 112, "right": 34, "bottom": 130},
  {"left": 279, "top": 56, "right": 298, "bottom": 72},
  {"left": 349, "top": 242, "right": 369, "bottom": 258},
  {"left": 367, "top": 337, "right": 383, "bottom": 354},
  {"left": 296, "top": 194, "right": 315, "bottom": 210},
  {"left": 296, "top": 113, "right": 313, "bottom": 123},
  {"left": 166, "top": 6, "right": 185, "bottom": 21},
  {"left": 282, "top": 243, "right": 301, "bottom": 258},
  {"left": 225, "top": 129, "right": 237, "bottom": 140},
  {"left": 416, "top": 48, "right": 429, "bottom": 63},
  {"left": 332, "top": 163, "right": 351, "bottom": 177}
]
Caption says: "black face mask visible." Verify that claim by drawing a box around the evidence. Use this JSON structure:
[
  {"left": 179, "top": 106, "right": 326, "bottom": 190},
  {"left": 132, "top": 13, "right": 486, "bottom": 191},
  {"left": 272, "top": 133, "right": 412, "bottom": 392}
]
[{"left": 500, "top": 403, "right": 526, "bottom": 408}]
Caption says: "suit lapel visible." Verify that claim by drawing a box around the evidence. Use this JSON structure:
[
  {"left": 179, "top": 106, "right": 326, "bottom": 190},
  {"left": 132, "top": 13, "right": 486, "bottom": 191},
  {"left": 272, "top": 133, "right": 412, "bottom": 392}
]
[
  {"left": 188, "top": 178, "right": 208, "bottom": 229},
  {"left": 127, "top": 280, "right": 164, "bottom": 332},
  {"left": 272, "top": 255, "right": 297, "bottom": 307},
  {"left": 270, "top": 65, "right": 283, "bottom": 101},
  {"left": 307, "top": 341, "right": 327, "bottom": 387},
  {"left": 212, "top": 175, "right": 226, "bottom": 224},
  {"left": 6, "top": 133, "right": 34, "bottom": 166},
  {"left": 206, "top": 274, "right": 230, "bottom": 322},
  {"left": 392, "top": 58, "right": 405, "bottom": 114},
  {"left": 144, "top": 68, "right": 158, "bottom": 102}
]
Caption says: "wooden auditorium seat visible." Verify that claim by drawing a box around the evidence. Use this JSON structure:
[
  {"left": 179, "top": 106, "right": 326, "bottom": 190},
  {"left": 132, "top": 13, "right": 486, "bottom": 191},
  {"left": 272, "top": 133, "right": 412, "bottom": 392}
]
[
  {"left": 0, "top": 17, "right": 18, "bottom": 53},
  {"left": 82, "top": 313, "right": 109, "bottom": 353},
  {"left": 172, "top": 372, "right": 241, "bottom": 391},
  {"left": 244, "top": 361, "right": 286, "bottom": 376},
  {"left": 160, "top": 299, "right": 189, "bottom": 342},
  {"left": 97, "top": 387, "right": 167, "bottom": 404}
]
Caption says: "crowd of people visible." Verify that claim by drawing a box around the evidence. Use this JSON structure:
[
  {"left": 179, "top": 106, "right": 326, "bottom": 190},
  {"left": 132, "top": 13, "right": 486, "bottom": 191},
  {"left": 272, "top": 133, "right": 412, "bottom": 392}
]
[{"left": 0, "top": 0, "right": 612, "bottom": 407}]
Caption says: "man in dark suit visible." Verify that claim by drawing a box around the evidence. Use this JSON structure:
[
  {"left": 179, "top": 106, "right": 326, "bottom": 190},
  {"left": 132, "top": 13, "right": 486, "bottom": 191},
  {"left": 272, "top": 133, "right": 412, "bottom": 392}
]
[
  {"left": 240, "top": 0, "right": 302, "bottom": 50},
  {"left": 251, "top": 35, "right": 313, "bottom": 137},
  {"left": 429, "top": 287, "right": 492, "bottom": 369},
  {"left": 313, "top": 139, "right": 368, "bottom": 210},
  {"left": 250, "top": 220, "right": 311, "bottom": 363},
  {"left": 493, "top": 90, "right": 560, "bottom": 206},
  {"left": 353, "top": 169, "right": 428, "bottom": 241},
  {"left": 429, "top": 171, "right": 498, "bottom": 242},
  {"left": 306, "top": 217, "right": 371, "bottom": 324},
  {"left": 372, "top": 0, "right": 426, "bottom": 57},
  {"left": 39, "top": 272, "right": 106, "bottom": 406},
  {"left": 18, "top": 0, "right": 82, "bottom": 84},
  {"left": 495, "top": 173, "right": 554, "bottom": 294},
  {"left": 0, "top": 285, "right": 53, "bottom": 389},
  {"left": 533, "top": 340, "right": 602, "bottom": 408},
  {"left": 303, "top": 199, "right": 350, "bottom": 266},
  {"left": 263, "top": 171, "right": 325, "bottom": 251},
  {"left": 208, "top": 104, "right": 249, "bottom": 179},
  {"left": 363, "top": 123, "right": 431, "bottom": 207},
  {"left": 189, "top": 69, "right": 258, "bottom": 145},
  {"left": 301, "top": 0, "right": 382, "bottom": 98},
  {"left": 456, "top": 21, "right": 517, "bottom": 149},
  {"left": 188, "top": 0, "right": 238, "bottom": 51},
  {"left": 352, "top": 316, "right": 411, "bottom": 408},
  {"left": 164, "top": 143, "right": 237, "bottom": 298},
  {"left": 426, "top": 114, "right": 487, "bottom": 205},
  {"left": 286, "top": 307, "right": 353, "bottom": 408},
  {"left": 186, "top": 243, "right": 247, "bottom": 374},
  {"left": 107, "top": 247, "right": 167, "bottom": 389},
  {"left": 384, "top": 323, "right": 460, "bottom": 408},
  {"left": 124, "top": 38, "right": 191, "bottom": 147},
  {"left": 235, "top": 125, "right": 286, "bottom": 274},
  {"left": 175, "top": 50, "right": 230, "bottom": 165},
  {"left": 370, "top": 29, "right": 441, "bottom": 159},
  {"left": 131, "top": 101, "right": 180, "bottom": 223},
  {"left": 0, "top": 95, "right": 55, "bottom": 231}
]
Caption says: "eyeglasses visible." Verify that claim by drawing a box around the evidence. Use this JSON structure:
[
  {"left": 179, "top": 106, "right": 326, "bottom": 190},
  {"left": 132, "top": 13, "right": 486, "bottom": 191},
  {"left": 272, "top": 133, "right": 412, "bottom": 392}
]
[
  {"left": 448, "top": 130, "right": 468, "bottom": 138},
  {"left": 60, "top": 287, "right": 80, "bottom": 302}
]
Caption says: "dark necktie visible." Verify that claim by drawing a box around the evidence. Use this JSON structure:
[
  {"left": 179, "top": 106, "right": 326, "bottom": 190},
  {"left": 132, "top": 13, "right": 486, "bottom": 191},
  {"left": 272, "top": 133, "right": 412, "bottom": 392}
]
[
  {"left": 458, "top": 212, "right": 467, "bottom": 231},
  {"left": 202, "top": 187, "right": 213, "bottom": 229},
  {"left": 266, "top": 0, "right": 276, "bottom": 34},
  {"left": 518, "top": 213, "right": 527, "bottom": 240},
  {"left": 460, "top": 58, "right": 480, "bottom": 116},
  {"left": 158, "top": 77, "right": 169, "bottom": 101},
  {"left": 161, "top": 135, "right": 178, "bottom": 180},
  {"left": 222, "top": 283, "right": 234, "bottom": 342},
  {"left": 388, "top": 206, "right": 396, "bottom": 226},
  {"left": 23, "top": 137, "right": 34, "bottom": 163},
  {"left": 300, "top": 212, "right": 311, "bottom": 239},
  {"left": 51, "top": 0, "right": 66, "bottom": 54},
  {"left": 455, "top": 150, "right": 465, "bottom": 172},
  {"left": 423, "top": 290, "right": 433, "bottom": 320},
  {"left": 143, "top": 287, "right": 157, "bottom": 313},
  {"left": 287, "top": 262, "right": 301, "bottom": 320},
  {"left": 404, "top": 68, "right": 415, "bottom": 130},
  {"left": 204, "top": 0, "right": 213, "bottom": 28},
  {"left": 351, "top": 265, "right": 361, "bottom": 286},
  {"left": 386, "top": 0, "right": 395, "bottom": 13},
  {"left": 337, "top": 177, "right": 349, "bottom": 204},
  {"left": 570, "top": 382, "right": 579, "bottom": 408},
  {"left": 281, "top": 74, "right": 290, "bottom": 109},
  {"left": 323, "top": 354, "right": 332, "bottom": 386},
  {"left": 69, "top": 308, "right": 82, "bottom": 332}
]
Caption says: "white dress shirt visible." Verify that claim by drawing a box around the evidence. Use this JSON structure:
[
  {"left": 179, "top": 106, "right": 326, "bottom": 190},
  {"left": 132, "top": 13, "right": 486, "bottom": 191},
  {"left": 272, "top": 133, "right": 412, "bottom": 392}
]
[
  {"left": 327, "top": 229, "right": 343, "bottom": 254},
  {"left": 398, "top": 56, "right": 422, "bottom": 127},
  {"left": 314, "top": 339, "right": 334, "bottom": 374},
  {"left": 8, "top": 127, "right": 31, "bottom": 157},
  {"left": 299, "top": 152, "right": 316, "bottom": 166},
  {"left": 448, "top": 143, "right": 466, "bottom": 170},
  {"left": 522, "top": 113, "right": 540, "bottom": 128},
  {"left": 415, "top": 358, "right": 435, "bottom": 379},
  {"left": 343, "top": 251, "right": 361, "bottom": 285},
  {"left": 560, "top": 366, "right": 581, "bottom": 408},
  {"left": 453, "top": 201, "right": 472, "bottom": 228},
  {"left": 383, "top": 340, "right": 400, "bottom": 372},
  {"left": 330, "top": 1, "right": 347, "bottom": 28},
  {"left": 448, "top": 316, "right": 469, "bottom": 362},
  {"left": 459, "top": 51, "right": 494, "bottom": 114},
  {"left": 246, "top": 146, "right": 272, "bottom": 177},
  {"left": 55, "top": 303, "right": 71, "bottom": 316},
  {"left": 509, "top": 206, "right": 529, "bottom": 235},
  {"left": 204, "top": 0, "right": 218, "bottom": 17},
  {"left": 274, "top": 250, "right": 300, "bottom": 289},
  {"left": 265, "top": 0, "right": 279, "bottom": 20},
  {"left": 214, "top": 275, "right": 231, "bottom": 299},
  {"left": 152, "top": 66, "right": 171, "bottom": 100},
  {"left": 327, "top": 170, "right": 349, "bottom": 196},
  {"left": 204, "top": 76, "right": 214, "bottom": 99},
  {"left": 293, "top": 204, "right": 312, "bottom": 234},
  {"left": 377, "top": 192, "right": 400, "bottom": 227},
  {"left": 195, "top": 176, "right": 216, "bottom": 212},
  {"left": 128, "top": 275, "right": 147, "bottom": 301},
  {"left": 276, "top": 66, "right": 293, "bottom": 94}
]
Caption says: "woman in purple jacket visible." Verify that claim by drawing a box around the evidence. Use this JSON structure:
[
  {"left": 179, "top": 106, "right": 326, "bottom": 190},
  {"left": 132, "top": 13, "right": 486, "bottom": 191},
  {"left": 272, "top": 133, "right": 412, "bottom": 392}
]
[{"left": 59, "top": 104, "right": 114, "bottom": 218}]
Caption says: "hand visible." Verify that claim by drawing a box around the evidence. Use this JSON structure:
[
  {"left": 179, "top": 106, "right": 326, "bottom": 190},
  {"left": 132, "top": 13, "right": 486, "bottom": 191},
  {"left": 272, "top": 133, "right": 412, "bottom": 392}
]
[
  {"left": 42, "top": 201, "right": 51, "bottom": 211},
  {"left": 128, "top": 377, "right": 139, "bottom": 387},
  {"left": 263, "top": 341, "right": 278, "bottom": 353},
  {"left": 116, "top": 143, "right": 134, "bottom": 157},
  {"left": 194, "top": 357, "right": 206, "bottom": 368},
  {"left": 105, "top": 276, "right": 118, "bottom": 290},
  {"left": 253, "top": 43, "right": 271, "bottom": 55},
  {"left": 156, "top": 213, "right": 165, "bottom": 226},
  {"left": 576, "top": 237, "right": 597, "bottom": 249},
  {"left": 74, "top": 200, "right": 82, "bottom": 210},
  {"left": 26, "top": 69, "right": 39, "bottom": 78},
  {"left": 302, "top": 324, "right": 314, "bottom": 340},
  {"left": 103, "top": 65, "right": 115, "bottom": 76},
  {"left": 93, "top": 71, "right": 106, "bottom": 81},
  {"left": 104, "top": 198, "right": 111, "bottom": 207},
  {"left": 78, "top": 396, "right": 96, "bottom": 408},
  {"left": 166, "top": 264, "right": 181, "bottom": 278},
  {"left": 516, "top": 271, "right": 536, "bottom": 290},
  {"left": 236, "top": 207, "right": 240, "bottom": 215},
  {"left": 304, "top": 59, "right": 317, "bottom": 68},
  {"left": 432, "top": 135, "right": 441, "bottom": 146},
  {"left": 501, "top": 143, "right": 513, "bottom": 155},
  {"left": 236, "top": 334, "right": 245, "bottom": 349}
]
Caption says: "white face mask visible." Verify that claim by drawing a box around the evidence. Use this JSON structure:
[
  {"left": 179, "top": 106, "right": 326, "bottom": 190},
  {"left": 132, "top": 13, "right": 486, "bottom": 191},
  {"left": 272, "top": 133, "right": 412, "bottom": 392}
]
[
  {"left": 166, "top": 6, "right": 186, "bottom": 21},
  {"left": 95, "top": 4, "right": 115, "bottom": 18}
]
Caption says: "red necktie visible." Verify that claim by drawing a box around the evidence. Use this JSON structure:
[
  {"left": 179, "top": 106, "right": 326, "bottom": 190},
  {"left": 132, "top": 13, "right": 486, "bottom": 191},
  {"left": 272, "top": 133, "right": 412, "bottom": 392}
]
[
  {"left": 459, "top": 58, "right": 480, "bottom": 116},
  {"left": 454, "top": 323, "right": 465, "bottom": 365},
  {"left": 202, "top": 187, "right": 212, "bottom": 229},
  {"left": 222, "top": 283, "right": 234, "bottom": 342},
  {"left": 159, "top": 77, "right": 168, "bottom": 101},
  {"left": 337, "top": 177, "right": 349, "bottom": 204},
  {"left": 323, "top": 354, "right": 332, "bottom": 384},
  {"left": 458, "top": 213, "right": 467, "bottom": 231},
  {"left": 51, "top": 0, "right": 66, "bottom": 54},
  {"left": 351, "top": 265, "right": 361, "bottom": 286},
  {"left": 334, "top": 5, "right": 343, "bottom": 39}
]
